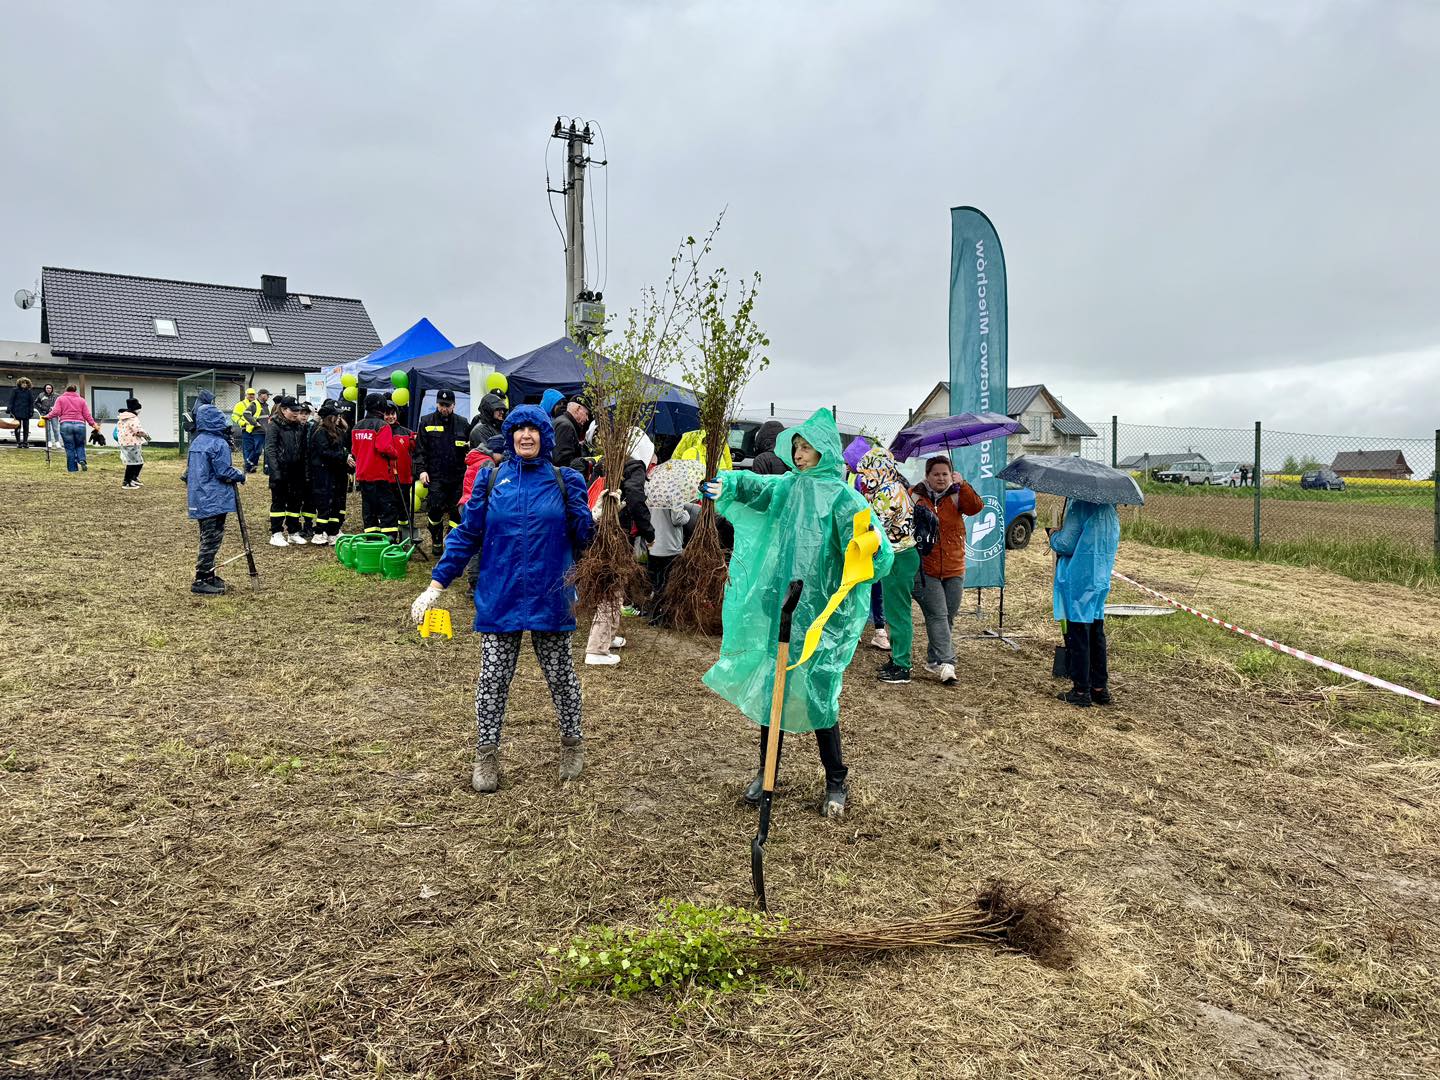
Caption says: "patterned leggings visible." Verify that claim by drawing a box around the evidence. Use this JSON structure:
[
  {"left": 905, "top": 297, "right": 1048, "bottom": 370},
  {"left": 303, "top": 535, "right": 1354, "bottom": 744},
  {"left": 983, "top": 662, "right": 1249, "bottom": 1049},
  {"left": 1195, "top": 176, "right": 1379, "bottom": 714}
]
[{"left": 475, "top": 631, "right": 583, "bottom": 748}]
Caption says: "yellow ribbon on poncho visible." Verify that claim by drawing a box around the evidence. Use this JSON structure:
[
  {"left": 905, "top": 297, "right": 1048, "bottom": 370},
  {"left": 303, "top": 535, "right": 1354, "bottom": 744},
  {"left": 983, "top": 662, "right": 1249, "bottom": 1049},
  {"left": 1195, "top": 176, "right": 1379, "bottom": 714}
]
[{"left": 787, "top": 507, "right": 881, "bottom": 670}]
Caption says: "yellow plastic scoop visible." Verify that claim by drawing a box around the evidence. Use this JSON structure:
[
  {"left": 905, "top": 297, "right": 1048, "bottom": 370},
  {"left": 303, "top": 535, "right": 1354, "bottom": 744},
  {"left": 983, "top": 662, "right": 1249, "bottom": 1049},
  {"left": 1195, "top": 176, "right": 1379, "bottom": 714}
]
[
  {"left": 419, "top": 609, "right": 453, "bottom": 639},
  {"left": 787, "top": 508, "right": 881, "bottom": 670}
]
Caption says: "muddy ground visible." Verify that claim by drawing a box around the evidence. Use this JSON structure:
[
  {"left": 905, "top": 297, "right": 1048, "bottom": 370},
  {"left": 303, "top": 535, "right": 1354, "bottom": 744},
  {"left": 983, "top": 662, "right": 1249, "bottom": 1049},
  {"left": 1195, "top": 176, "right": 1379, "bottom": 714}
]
[{"left": 2, "top": 449, "right": 1437, "bottom": 1079}]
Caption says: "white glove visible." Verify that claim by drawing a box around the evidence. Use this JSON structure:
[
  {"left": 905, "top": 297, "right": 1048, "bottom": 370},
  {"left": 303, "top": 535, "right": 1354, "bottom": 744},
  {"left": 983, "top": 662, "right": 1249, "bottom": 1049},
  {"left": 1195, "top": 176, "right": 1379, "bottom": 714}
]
[
  {"left": 591, "top": 503, "right": 604, "bottom": 522},
  {"left": 410, "top": 584, "right": 443, "bottom": 623}
]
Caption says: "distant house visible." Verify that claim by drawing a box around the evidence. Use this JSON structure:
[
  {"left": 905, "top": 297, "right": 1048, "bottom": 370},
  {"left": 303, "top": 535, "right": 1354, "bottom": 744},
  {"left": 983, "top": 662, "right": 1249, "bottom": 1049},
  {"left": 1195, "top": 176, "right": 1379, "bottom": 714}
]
[
  {"left": 1, "top": 267, "right": 381, "bottom": 443},
  {"left": 1116, "top": 451, "right": 1210, "bottom": 472},
  {"left": 912, "top": 381, "right": 1098, "bottom": 459},
  {"left": 1329, "top": 449, "right": 1413, "bottom": 480}
]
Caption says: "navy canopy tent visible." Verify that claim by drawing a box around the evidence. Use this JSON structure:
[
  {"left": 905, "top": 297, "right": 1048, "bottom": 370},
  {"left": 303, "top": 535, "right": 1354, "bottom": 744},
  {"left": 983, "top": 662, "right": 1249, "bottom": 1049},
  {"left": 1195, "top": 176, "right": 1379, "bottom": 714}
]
[
  {"left": 323, "top": 317, "right": 453, "bottom": 399},
  {"left": 360, "top": 338, "right": 507, "bottom": 422},
  {"left": 506, "top": 337, "right": 700, "bottom": 435}
]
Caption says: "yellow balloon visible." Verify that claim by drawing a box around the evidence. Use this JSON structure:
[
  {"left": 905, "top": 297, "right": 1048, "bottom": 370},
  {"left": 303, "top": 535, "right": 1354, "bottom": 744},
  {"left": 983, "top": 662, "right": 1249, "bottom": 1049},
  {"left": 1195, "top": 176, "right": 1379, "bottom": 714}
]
[
  {"left": 342, "top": 385, "right": 359, "bottom": 402},
  {"left": 340, "top": 373, "right": 358, "bottom": 388},
  {"left": 486, "top": 372, "right": 509, "bottom": 394},
  {"left": 391, "top": 387, "right": 411, "bottom": 407}
]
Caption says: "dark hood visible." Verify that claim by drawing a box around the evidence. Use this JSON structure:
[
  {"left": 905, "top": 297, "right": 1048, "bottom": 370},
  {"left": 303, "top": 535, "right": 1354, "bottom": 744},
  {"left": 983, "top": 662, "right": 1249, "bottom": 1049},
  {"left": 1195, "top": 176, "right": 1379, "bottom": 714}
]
[
  {"left": 479, "top": 391, "right": 507, "bottom": 419},
  {"left": 753, "top": 420, "right": 785, "bottom": 456}
]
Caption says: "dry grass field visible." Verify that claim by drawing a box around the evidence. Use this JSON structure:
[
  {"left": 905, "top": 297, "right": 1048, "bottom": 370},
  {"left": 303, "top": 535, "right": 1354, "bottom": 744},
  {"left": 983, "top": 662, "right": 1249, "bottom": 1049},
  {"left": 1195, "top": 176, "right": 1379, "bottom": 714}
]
[
  {"left": 2, "top": 449, "right": 1438, "bottom": 1079},
  {"left": 1137, "top": 491, "right": 1435, "bottom": 553}
]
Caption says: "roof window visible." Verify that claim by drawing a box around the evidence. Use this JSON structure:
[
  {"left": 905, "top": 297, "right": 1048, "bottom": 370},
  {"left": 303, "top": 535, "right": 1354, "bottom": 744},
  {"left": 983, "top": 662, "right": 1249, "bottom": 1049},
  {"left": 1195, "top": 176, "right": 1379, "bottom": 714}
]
[
  {"left": 154, "top": 317, "right": 178, "bottom": 337},
  {"left": 248, "top": 327, "right": 272, "bottom": 345}
]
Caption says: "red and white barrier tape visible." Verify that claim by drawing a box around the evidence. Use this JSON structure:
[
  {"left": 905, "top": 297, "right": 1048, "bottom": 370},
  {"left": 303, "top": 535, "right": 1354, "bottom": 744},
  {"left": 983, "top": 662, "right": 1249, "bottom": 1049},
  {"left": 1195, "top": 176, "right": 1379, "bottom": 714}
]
[{"left": 1111, "top": 571, "right": 1440, "bottom": 708}]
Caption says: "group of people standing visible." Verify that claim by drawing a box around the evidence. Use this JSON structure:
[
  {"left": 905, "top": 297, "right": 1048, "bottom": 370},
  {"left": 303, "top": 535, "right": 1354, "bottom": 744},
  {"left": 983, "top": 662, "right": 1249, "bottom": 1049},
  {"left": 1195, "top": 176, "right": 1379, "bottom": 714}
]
[
  {"left": 176, "top": 379, "right": 1121, "bottom": 811},
  {"left": 7, "top": 381, "right": 110, "bottom": 472}
]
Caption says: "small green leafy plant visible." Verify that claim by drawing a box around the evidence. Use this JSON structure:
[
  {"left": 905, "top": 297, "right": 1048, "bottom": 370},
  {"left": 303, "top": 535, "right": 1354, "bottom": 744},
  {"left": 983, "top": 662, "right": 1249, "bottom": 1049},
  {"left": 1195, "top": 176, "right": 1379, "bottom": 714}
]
[{"left": 548, "top": 901, "right": 788, "bottom": 998}]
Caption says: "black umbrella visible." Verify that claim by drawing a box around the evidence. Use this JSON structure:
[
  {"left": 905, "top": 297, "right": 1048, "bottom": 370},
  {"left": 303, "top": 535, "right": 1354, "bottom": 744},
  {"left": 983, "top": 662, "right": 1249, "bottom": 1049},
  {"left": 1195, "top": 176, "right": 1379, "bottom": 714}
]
[{"left": 997, "top": 455, "right": 1144, "bottom": 506}]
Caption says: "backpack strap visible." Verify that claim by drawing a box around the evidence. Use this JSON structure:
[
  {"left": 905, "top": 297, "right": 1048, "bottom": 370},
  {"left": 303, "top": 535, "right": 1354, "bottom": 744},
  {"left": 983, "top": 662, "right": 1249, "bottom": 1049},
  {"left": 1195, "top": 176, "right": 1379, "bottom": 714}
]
[{"left": 485, "top": 462, "right": 567, "bottom": 496}]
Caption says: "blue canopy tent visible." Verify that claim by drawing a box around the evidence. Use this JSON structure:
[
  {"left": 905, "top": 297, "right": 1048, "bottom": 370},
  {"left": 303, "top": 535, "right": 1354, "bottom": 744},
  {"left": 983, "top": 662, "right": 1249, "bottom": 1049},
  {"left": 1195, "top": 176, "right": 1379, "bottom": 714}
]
[
  {"left": 324, "top": 317, "right": 453, "bottom": 399},
  {"left": 360, "top": 338, "right": 507, "bottom": 424},
  {"left": 506, "top": 337, "right": 700, "bottom": 435}
]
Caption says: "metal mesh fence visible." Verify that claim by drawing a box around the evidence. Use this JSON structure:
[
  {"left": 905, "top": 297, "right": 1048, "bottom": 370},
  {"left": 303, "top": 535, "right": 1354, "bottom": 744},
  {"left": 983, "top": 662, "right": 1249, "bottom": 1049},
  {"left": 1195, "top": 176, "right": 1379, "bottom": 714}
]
[{"left": 1084, "top": 419, "right": 1439, "bottom": 570}]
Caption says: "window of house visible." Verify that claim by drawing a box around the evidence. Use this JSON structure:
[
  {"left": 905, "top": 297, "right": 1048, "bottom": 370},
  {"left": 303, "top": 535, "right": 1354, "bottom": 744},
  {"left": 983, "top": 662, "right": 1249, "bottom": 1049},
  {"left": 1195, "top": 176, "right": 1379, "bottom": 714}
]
[
  {"left": 91, "top": 387, "right": 134, "bottom": 422},
  {"left": 248, "top": 326, "right": 272, "bottom": 345},
  {"left": 154, "top": 318, "right": 178, "bottom": 337}
]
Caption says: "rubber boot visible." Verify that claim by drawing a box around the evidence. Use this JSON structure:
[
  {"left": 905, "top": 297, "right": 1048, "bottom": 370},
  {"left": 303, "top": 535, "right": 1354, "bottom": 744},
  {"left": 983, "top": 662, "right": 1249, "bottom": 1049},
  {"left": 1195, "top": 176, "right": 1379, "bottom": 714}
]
[
  {"left": 559, "top": 736, "right": 584, "bottom": 781},
  {"left": 471, "top": 744, "right": 499, "bottom": 793},
  {"left": 820, "top": 782, "right": 848, "bottom": 818}
]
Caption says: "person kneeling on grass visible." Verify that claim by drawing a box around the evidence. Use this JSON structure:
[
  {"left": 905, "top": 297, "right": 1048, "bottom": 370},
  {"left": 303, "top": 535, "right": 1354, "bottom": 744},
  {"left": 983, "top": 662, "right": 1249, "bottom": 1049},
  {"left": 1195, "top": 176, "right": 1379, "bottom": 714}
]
[
  {"left": 186, "top": 402, "right": 246, "bottom": 595},
  {"left": 410, "top": 406, "right": 595, "bottom": 793},
  {"left": 700, "top": 408, "right": 892, "bottom": 819},
  {"left": 1050, "top": 498, "right": 1120, "bottom": 707}
]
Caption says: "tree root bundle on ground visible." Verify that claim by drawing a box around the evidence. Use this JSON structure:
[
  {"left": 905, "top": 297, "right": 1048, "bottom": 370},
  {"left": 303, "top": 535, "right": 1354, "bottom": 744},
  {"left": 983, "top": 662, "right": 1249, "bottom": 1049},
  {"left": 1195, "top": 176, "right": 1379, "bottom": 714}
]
[{"left": 546, "top": 880, "right": 1074, "bottom": 998}]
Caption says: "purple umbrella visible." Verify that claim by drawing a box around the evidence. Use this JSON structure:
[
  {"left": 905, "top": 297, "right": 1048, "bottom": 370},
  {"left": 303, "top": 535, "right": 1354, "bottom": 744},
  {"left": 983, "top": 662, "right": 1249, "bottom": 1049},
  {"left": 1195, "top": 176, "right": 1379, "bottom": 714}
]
[
  {"left": 842, "top": 436, "right": 873, "bottom": 472},
  {"left": 888, "top": 412, "right": 1027, "bottom": 462}
]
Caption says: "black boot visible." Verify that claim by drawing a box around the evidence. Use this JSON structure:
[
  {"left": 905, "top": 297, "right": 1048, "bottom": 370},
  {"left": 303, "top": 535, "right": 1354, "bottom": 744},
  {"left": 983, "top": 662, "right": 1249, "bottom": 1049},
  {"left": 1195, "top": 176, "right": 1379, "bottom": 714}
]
[
  {"left": 191, "top": 576, "right": 225, "bottom": 596},
  {"left": 1091, "top": 688, "right": 1112, "bottom": 706},
  {"left": 820, "top": 782, "right": 848, "bottom": 818},
  {"left": 1058, "top": 687, "right": 1092, "bottom": 708}
]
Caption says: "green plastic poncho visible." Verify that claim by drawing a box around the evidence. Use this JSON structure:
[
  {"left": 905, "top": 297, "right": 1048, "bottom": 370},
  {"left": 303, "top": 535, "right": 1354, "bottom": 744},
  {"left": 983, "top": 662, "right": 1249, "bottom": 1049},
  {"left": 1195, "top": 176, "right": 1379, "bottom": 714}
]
[{"left": 702, "top": 408, "right": 894, "bottom": 732}]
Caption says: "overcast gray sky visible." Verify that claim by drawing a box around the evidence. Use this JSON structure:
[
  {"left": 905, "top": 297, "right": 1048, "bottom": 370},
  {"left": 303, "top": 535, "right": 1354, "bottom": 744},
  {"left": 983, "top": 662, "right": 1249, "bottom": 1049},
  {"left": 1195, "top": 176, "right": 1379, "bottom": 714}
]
[{"left": 3, "top": 0, "right": 1437, "bottom": 437}]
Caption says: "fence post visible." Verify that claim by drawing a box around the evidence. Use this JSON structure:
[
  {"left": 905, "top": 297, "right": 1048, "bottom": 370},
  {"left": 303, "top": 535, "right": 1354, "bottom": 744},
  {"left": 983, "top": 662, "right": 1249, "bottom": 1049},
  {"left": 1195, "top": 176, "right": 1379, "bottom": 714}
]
[
  {"left": 1434, "top": 429, "right": 1439, "bottom": 564},
  {"left": 1253, "top": 421, "right": 1262, "bottom": 552},
  {"left": 1111, "top": 416, "right": 1118, "bottom": 468},
  {"left": 832, "top": 404, "right": 837, "bottom": 420},
  {"left": 769, "top": 402, "right": 774, "bottom": 417}
]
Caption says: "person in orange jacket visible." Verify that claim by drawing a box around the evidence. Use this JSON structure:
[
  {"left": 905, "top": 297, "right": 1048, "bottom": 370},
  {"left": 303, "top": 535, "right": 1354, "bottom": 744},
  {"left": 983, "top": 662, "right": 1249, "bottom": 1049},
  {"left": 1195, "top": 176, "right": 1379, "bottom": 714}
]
[{"left": 909, "top": 455, "right": 983, "bottom": 684}]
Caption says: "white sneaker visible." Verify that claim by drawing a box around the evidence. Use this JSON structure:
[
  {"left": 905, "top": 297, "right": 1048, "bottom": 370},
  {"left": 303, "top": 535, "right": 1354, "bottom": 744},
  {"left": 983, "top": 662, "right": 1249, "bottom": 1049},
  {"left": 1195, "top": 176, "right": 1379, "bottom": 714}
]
[
  {"left": 924, "top": 662, "right": 942, "bottom": 676},
  {"left": 310, "top": 533, "right": 329, "bottom": 545},
  {"left": 938, "top": 663, "right": 957, "bottom": 684},
  {"left": 611, "top": 636, "right": 627, "bottom": 649},
  {"left": 585, "top": 653, "right": 621, "bottom": 666},
  {"left": 269, "top": 533, "right": 289, "bottom": 548},
  {"left": 870, "top": 629, "right": 890, "bottom": 650},
  {"left": 289, "top": 534, "right": 308, "bottom": 545}
]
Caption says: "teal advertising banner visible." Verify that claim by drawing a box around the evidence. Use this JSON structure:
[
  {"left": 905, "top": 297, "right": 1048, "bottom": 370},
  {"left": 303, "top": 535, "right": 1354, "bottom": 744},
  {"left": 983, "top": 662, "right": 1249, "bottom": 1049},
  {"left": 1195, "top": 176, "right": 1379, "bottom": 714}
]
[{"left": 948, "top": 206, "right": 1008, "bottom": 589}]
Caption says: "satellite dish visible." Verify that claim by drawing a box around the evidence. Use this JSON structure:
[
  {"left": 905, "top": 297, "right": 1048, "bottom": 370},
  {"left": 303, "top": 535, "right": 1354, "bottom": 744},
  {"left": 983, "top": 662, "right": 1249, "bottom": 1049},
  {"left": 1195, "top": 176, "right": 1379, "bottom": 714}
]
[{"left": 13, "top": 289, "right": 37, "bottom": 310}]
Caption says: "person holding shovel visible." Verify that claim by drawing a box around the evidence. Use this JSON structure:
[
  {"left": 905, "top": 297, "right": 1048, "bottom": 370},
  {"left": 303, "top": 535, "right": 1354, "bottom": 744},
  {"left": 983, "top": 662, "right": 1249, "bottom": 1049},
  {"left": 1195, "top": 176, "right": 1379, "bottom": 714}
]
[
  {"left": 700, "top": 407, "right": 892, "bottom": 818},
  {"left": 186, "top": 401, "right": 246, "bottom": 595}
]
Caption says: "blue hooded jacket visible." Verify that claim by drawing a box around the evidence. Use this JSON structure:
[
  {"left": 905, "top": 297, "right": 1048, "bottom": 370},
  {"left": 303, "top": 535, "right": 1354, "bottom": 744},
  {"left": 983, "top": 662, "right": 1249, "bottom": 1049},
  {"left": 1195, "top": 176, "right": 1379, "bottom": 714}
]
[
  {"left": 187, "top": 404, "right": 245, "bottom": 519},
  {"left": 1049, "top": 500, "right": 1120, "bottom": 623},
  {"left": 432, "top": 404, "right": 594, "bottom": 633},
  {"left": 540, "top": 388, "right": 566, "bottom": 417}
]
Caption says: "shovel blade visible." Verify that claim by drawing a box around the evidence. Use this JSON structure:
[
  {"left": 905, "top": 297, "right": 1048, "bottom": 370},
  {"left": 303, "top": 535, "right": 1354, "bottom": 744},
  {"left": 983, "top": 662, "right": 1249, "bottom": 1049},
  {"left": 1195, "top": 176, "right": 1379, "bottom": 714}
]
[{"left": 750, "top": 834, "right": 767, "bottom": 911}]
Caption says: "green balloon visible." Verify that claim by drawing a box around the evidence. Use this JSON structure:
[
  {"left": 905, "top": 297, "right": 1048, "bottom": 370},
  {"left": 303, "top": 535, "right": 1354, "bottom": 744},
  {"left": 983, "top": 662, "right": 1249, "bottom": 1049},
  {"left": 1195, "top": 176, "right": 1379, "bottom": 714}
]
[{"left": 390, "top": 370, "right": 408, "bottom": 389}]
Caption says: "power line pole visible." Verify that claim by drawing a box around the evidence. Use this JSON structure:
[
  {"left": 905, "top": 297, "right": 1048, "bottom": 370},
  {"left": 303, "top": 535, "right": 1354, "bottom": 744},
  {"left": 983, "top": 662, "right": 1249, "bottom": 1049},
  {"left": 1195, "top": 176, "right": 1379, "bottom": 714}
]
[{"left": 550, "top": 118, "right": 604, "bottom": 348}]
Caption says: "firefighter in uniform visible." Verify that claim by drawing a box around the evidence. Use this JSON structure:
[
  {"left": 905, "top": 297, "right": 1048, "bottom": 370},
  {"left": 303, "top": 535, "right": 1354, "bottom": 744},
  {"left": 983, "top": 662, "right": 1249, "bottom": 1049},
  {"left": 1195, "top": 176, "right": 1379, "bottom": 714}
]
[
  {"left": 413, "top": 389, "right": 470, "bottom": 548},
  {"left": 351, "top": 394, "right": 402, "bottom": 538}
]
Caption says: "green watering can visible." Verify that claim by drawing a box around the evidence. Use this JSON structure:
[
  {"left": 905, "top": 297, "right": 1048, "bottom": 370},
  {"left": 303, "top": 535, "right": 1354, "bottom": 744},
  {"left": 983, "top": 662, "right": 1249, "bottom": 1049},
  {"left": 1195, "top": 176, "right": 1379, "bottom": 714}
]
[
  {"left": 334, "top": 534, "right": 360, "bottom": 568},
  {"left": 380, "top": 540, "right": 415, "bottom": 580},
  {"left": 351, "top": 534, "right": 394, "bottom": 575}
]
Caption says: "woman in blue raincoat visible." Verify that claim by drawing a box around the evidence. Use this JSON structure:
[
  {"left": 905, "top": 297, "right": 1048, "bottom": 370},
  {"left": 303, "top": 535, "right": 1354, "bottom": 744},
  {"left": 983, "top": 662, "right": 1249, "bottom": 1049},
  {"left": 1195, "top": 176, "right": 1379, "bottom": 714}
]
[
  {"left": 701, "top": 408, "right": 892, "bottom": 818},
  {"left": 411, "top": 405, "right": 595, "bottom": 793},
  {"left": 1049, "top": 499, "right": 1120, "bottom": 707}
]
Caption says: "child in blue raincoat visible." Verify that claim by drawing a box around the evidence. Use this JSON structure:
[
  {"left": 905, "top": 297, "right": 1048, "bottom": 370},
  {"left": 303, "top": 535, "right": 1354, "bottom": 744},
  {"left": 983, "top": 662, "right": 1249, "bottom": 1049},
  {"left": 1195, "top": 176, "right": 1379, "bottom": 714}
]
[
  {"left": 1050, "top": 499, "right": 1121, "bottom": 706},
  {"left": 186, "top": 403, "right": 246, "bottom": 595}
]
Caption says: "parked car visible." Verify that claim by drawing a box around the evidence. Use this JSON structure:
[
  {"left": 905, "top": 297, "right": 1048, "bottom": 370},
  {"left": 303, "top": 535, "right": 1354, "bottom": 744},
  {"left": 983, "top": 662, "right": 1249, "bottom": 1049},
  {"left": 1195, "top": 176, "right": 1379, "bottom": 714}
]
[
  {"left": 1208, "top": 462, "right": 1244, "bottom": 486},
  {"left": 1153, "top": 461, "right": 1213, "bottom": 485},
  {"left": 1003, "top": 485, "right": 1037, "bottom": 549},
  {"left": 1300, "top": 469, "right": 1346, "bottom": 491}
]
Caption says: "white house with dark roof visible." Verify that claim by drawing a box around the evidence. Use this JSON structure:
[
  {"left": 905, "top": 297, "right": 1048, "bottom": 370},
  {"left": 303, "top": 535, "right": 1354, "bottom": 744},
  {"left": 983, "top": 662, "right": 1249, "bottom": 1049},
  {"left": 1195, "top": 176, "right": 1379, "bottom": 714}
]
[
  {"left": 912, "top": 381, "right": 1098, "bottom": 459},
  {"left": 1, "top": 267, "right": 381, "bottom": 443}
]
